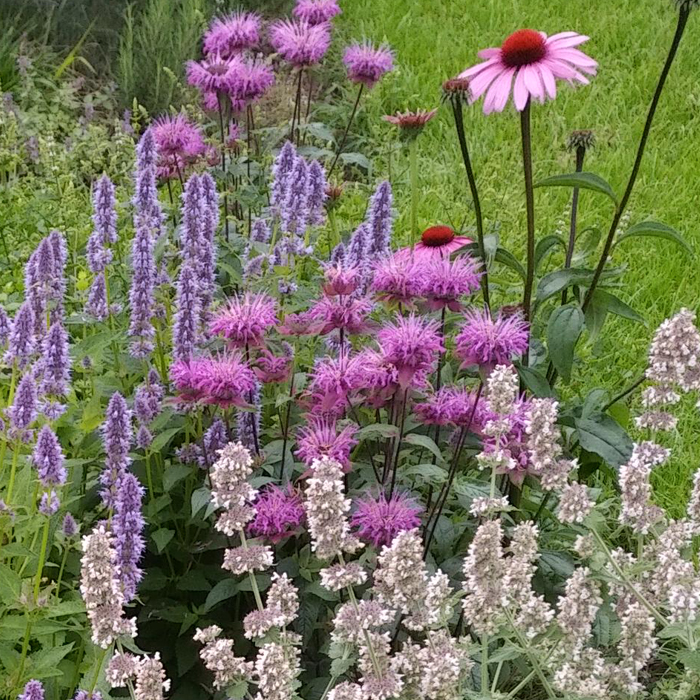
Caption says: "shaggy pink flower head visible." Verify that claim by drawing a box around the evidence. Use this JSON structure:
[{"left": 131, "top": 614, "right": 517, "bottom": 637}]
[
  {"left": 394, "top": 225, "right": 471, "bottom": 263},
  {"left": 422, "top": 254, "right": 482, "bottom": 311},
  {"left": 253, "top": 348, "right": 292, "bottom": 384},
  {"left": 370, "top": 256, "right": 424, "bottom": 308},
  {"left": 460, "top": 29, "right": 597, "bottom": 114},
  {"left": 377, "top": 314, "right": 444, "bottom": 389},
  {"left": 186, "top": 54, "right": 242, "bottom": 95},
  {"left": 343, "top": 41, "right": 394, "bottom": 89},
  {"left": 210, "top": 293, "right": 278, "bottom": 348},
  {"left": 455, "top": 308, "right": 529, "bottom": 369},
  {"left": 307, "top": 296, "right": 373, "bottom": 336},
  {"left": 203, "top": 11, "right": 262, "bottom": 58},
  {"left": 227, "top": 57, "right": 275, "bottom": 105},
  {"left": 351, "top": 492, "right": 422, "bottom": 548},
  {"left": 270, "top": 19, "right": 331, "bottom": 68},
  {"left": 248, "top": 485, "right": 305, "bottom": 542},
  {"left": 293, "top": 0, "right": 341, "bottom": 25},
  {"left": 152, "top": 114, "right": 206, "bottom": 179},
  {"left": 296, "top": 418, "right": 358, "bottom": 470},
  {"left": 322, "top": 263, "right": 361, "bottom": 296},
  {"left": 346, "top": 349, "right": 399, "bottom": 408},
  {"left": 278, "top": 311, "right": 325, "bottom": 337},
  {"left": 414, "top": 386, "right": 486, "bottom": 428}
]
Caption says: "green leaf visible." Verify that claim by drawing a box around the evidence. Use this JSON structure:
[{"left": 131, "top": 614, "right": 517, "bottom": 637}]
[
  {"left": 402, "top": 463, "right": 446, "bottom": 485},
  {"left": 356, "top": 424, "right": 399, "bottom": 440},
  {"left": 678, "top": 649, "right": 700, "bottom": 672},
  {"left": 177, "top": 570, "right": 211, "bottom": 592},
  {"left": 31, "top": 643, "right": 75, "bottom": 675},
  {"left": 163, "top": 463, "right": 191, "bottom": 492},
  {"left": 536, "top": 268, "right": 591, "bottom": 303},
  {"left": 590, "top": 290, "right": 645, "bottom": 325},
  {"left": 150, "top": 427, "right": 182, "bottom": 454},
  {"left": 190, "top": 486, "right": 212, "bottom": 519},
  {"left": 151, "top": 528, "right": 175, "bottom": 553},
  {"left": 204, "top": 579, "right": 238, "bottom": 612},
  {"left": 535, "top": 235, "right": 567, "bottom": 270},
  {"left": 403, "top": 433, "right": 443, "bottom": 463},
  {"left": 575, "top": 415, "right": 633, "bottom": 467},
  {"left": 489, "top": 645, "right": 523, "bottom": 663},
  {"left": 330, "top": 656, "right": 355, "bottom": 677},
  {"left": 340, "top": 152, "right": 371, "bottom": 171},
  {"left": 225, "top": 681, "right": 250, "bottom": 700},
  {"left": 547, "top": 304, "right": 584, "bottom": 382},
  {"left": 614, "top": 220, "right": 693, "bottom": 256},
  {"left": 493, "top": 248, "right": 526, "bottom": 280},
  {"left": 516, "top": 365, "right": 554, "bottom": 398},
  {"left": 535, "top": 171, "right": 617, "bottom": 204},
  {"left": 0, "top": 563, "right": 21, "bottom": 601}
]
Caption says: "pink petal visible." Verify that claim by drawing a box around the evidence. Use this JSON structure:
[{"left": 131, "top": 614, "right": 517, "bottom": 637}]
[
  {"left": 538, "top": 63, "right": 557, "bottom": 99},
  {"left": 546, "top": 34, "right": 590, "bottom": 49},
  {"left": 477, "top": 47, "right": 501, "bottom": 59},
  {"left": 523, "top": 66, "right": 544, "bottom": 103},
  {"left": 484, "top": 67, "right": 515, "bottom": 113},
  {"left": 513, "top": 69, "right": 530, "bottom": 111},
  {"left": 550, "top": 48, "right": 598, "bottom": 69},
  {"left": 468, "top": 63, "right": 507, "bottom": 100},
  {"left": 543, "top": 58, "right": 578, "bottom": 81},
  {"left": 459, "top": 57, "right": 501, "bottom": 79},
  {"left": 547, "top": 31, "right": 580, "bottom": 42}
]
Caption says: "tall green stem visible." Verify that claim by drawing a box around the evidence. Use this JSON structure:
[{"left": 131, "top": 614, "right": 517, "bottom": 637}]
[
  {"left": 481, "top": 636, "right": 490, "bottom": 696},
  {"left": 6, "top": 439, "right": 22, "bottom": 505},
  {"left": 561, "top": 144, "right": 586, "bottom": 305},
  {"left": 217, "top": 92, "right": 231, "bottom": 242},
  {"left": 33, "top": 518, "right": 50, "bottom": 602},
  {"left": 520, "top": 100, "right": 536, "bottom": 323},
  {"left": 582, "top": 6, "right": 690, "bottom": 312},
  {"left": 328, "top": 85, "right": 364, "bottom": 178}
]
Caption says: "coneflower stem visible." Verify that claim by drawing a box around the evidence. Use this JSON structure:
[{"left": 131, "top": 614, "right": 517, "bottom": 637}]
[
  {"left": 328, "top": 84, "right": 364, "bottom": 178},
  {"left": 451, "top": 100, "right": 490, "bottom": 309},
  {"left": 520, "top": 100, "right": 536, "bottom": 323},
  {"left": 583, "top": 6, "right": 690, "bottom": 313},
  {"left": 561, "top": 145, "right": 586, "bottom": 305}
]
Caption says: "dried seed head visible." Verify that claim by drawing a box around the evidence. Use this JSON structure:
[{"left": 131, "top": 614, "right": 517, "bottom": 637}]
[{"left": 567, "top": 129, "right": 595, "bottom": 151}]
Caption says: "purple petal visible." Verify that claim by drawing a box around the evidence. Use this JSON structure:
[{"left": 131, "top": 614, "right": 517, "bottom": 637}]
[
  {"left": 460, "top": 56, "right": 501, "bottom": 79},
  {"left": 513, "top": 69, "right": 529, "bottom": 111},
  {"left": 523, "top": 65, "right": 544, "bottom": 103},
  {"left": 477, "top": 47, "right": 501, "bottom": 59},
  {"left": 537, "top": 64, "right": 557, "bottom": 99},
  {"left": 484, "top": 67, "right": 515, "bottom": 114},
  {"left": 468, "top": 63, "right": 507, "bottom": 100}
]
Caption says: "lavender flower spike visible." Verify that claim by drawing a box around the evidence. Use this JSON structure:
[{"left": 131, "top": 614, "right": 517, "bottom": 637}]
[
  {"left": 18, "top": 680, "right": 44, "bottom": 700},
  {"left": 281, "top": 156, "right": 310, "bottom": 235},
  {"left": 0, "top": 304, "right": 11, "bottom": 346},
  {"left": 10, "top": 373, "right": 37, "bottom": 432},
  {"left": 366, "top": 180, "right": 393, "bottom": 257},
  {"left": 32, "top": 424, "right": 67, "bottom": 487},
  {"left": 88, "top": 175, "right": 117, "bottom": 273},
  {"left": 237, "top": 379, "right": 261, "bottom": 453},
  {"left": 172, "top": 263, "right": 201, "bottom": 361},
  {"left": 307, "top": 160, "right": 328, "bottom": 226},
  {"left": 113, "top": 472, "right": 145, "bottom": 602},
  {"left": 198, "top": 172, "right": 219, "bottom": 326},
  {"left": 133, "top": 129, "right": 163, "bottom": 234},
  {"left": 271, "top": 141, "right": 297, "bottom": 214},
  {"left": 128, "top": 218, "right": 156, "bottom": 358},
  {"left": 6, "top": 300, "right": 35, "bottom": 368},
  {"left": 85, "top": 275, "right": 108, "bottom": 322},
  {"left": 99, "top": 392, "right": 133, "bottom": 509},
  {"left": 39, "top": 321, "right": 70, "bottom": 398}
]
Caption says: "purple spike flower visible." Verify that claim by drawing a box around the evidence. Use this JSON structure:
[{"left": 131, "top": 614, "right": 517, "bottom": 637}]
[
  {"left": 99, "top": 393, "right": 133, "bottom": 509},
  {"left": 112, "top": 472, "right": 145, "bottom": 602},
  {"left": 39, "top": 322, "right": 70, "bottom": 398},
  {"left": 281, "top": 157, "right": 309, "bottom": 235},
  {"left": 307, "top": 160, "right": 327, "bottom": 226},
  {"left": 73, "top": 692, "right": 102, "bottom": 700},
  {"left": 330, "top": 242, "right": 346, "bottom": 265},
  {"left": 271, "top": 141, "right": 297, "bottom": 213},
  {"left": 24, "top": 241, "right": 52, "bottom": 339},
  {"left": 10, "top": 373, "right": 37, "bottom": 431},
  {"left": 88, "top": 175, "right": 117, "bottom": 273},
  {"left": 134, "top": 378, "right": 164, "bottom": 427},
  {"left": 48, "top": 230, "right": 67, "bottom": 323},
  {"left": 351, "top": 492, "right": 422, "bottom": 547},
  {"left": 251, "top": 219, "right": 271, "bottom": 243},
  {"left": 32, "top": 424, "right": 67, "bottom": 487},
  {"left": 198, "top": 172, "right": 219, "bottom": 326},
  {"left": 0, "top": 304, "right": 11, "bottom": 345},
  {"left": 85, "top": 275, "right": 108, "bottom": 322},
  {"left": 180, "top": 174, "right": 204, "bottom": 266},
  {"left": 62, "top": 512, "right": 79, "bottom": 537},
  {"left": 133, "top": 129, "right": 163, "bottom": 234},
  {"left": 128, "top": 219, "right": 156, "bottom": 358},
  {"left": 6, "top": 301, "right": 35, "bottom": 368},
  {"left": 39, "top": 490, "right": 59, "bottom": 516},
  {"left": 18, "top": 680, "right": 44, "bottom": 700},
  {"left": 366, "top": 181, "right": 393, "bottom": 256},
  {"left": 172, "top": 263, "right": 201, "bottom": 361},
  {"left": 203, "top": 419, "right": 229, "bottom": 464}
]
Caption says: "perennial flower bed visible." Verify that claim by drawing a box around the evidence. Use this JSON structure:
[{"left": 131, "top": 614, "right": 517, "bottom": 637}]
[{"left": 2, "top": 1, "right": 700, "bottom": 700}]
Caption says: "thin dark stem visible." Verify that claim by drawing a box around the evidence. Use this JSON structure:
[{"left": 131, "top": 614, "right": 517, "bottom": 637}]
[
  {"left": 603, "top": 373, "right": 646, "bottom": 412},
  {"left": 302, "top": 73, "right": 314, "bottom": 146},
  {"left": 388, "top": 390, "right": 409, "bottom": 498},
  {"left": 346, "top": 397, "right": 381, "bottom": 483},
  {"left": 532, "top": 492, "right": 550, "bottom": 525},
  {"left": 290, "top": 69, "right": 304, "bottom": 145},
  {"left": 582, "top": 7, "right": 690, "bottom": 313},
  {"left": 451, "top": 99, "right": 490, "bottom": 309},
  {"left": 520, "top": 100, "right": 535, "bottom": 322},
  {"left": 279, "top": 371, "right": 296, "bottom": 483},
  {"left": 328, "top": 85, "right": 364, "bottom": 178},
  {"left": 217, "top": 92, "right": 231, "bottom": 242},
  {"left": 561, "top": 145, "right": 586, "bottom": 305}
]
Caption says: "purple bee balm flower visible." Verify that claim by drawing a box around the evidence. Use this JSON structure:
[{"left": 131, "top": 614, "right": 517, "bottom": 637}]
[
  {"left": 422, "top": 255, "right": 482, "bottom": 311},
  {"left": 281, "top": 156, "right": 310, "bottom": 235},
  {"left": 377, "top": 314, "right": 444, "bottom": 389},
  {"left": 236, "top": 378, "right": 261, "bottom": 452},
  {"left": 366, "top": 181, "right": 393, "bottom": 256},
  {"left": 88, "top": 175, "right": 117, "bottom": 273},
  {"left": 248, "top": 485, "right": 305, "bottom": 543},
  {"left": 343, "top": 41, "right": 394, "bottom": 89},
  {"left": 10, "top": 373, "right": 37, "bottom": 431},
  {"left": 39, "top": 490, "right": 59, "bottom": 516},
  {"left": 351, "top": 492, "right": 422, "bottom": 548},
  {"left": 32, "top": 424, "right": 67, "bottom": 487},
  {"left": 152, "top": 113, "right": 206, "bottom": 180},
  {"left": 271, "top": 141, "right": 297, "bottom": 213},
  {"left": 455, "top": 308, "right": 529, "bottom": 369},
  {"left": 227, "top": 57, "right": 275, "bottom": 105},
  {"left": 113, "top": 472, "right": 145, "bottom": 602},
  {"left": 85, "top": 275, "right": 108, "bottom": 322},
  {"left": 62, "top": 512, "right": 79, "bottom": 537},
  {"left": 293, "top": 0, "right": 341, "bottom": 25},
  {"left": 6, "top": 301, "right": 35, "bottom": 368},
  {"left": 269, "top": 19, "right": 331, "bottom": 68},
  {"left": 253, "top": 348, "right": 292, "bottom": 384},
  {"left": 307, "top": 356, "right": 353, "bottom": 417},
  {"left": 370, "top": 256, "right": 424, "bottom": 307},
  {"left": 18, "top": 680, "right": 44, "bottom": 700},
  {"left": 186, "top": 54, "right": 242, "bottom": 96},
  {"left": 307, "top": 295, "right": 374, "bottom": 336},
  {"left": 210, "top": 293, "right": 278, "bottom": 348},
  {"left": 39, "top": 322, "right": 70, "bottom": 398},
  {"left": 99, "top": 392, "right": 133, "bottom": 509},
  {"left": 251, "top": 218, "right": 271, "bottom": 243},
  {"left": 414, "top": 386, "right": 486, "bottom": 429},
  {"left": 296, "top": 418, "right": 358, "bottom": 470},
  {"left": 203, "top": 11, "right": 262, "bottom": 58},
  {"left": 307, "top": 160, "right": 327, "bottom": 226},
  {"left": 127, "top": 219, "right": 156, "bottom": 358},
  {"left": 322, "top": 263, "right": 361, "bottom": 296}
]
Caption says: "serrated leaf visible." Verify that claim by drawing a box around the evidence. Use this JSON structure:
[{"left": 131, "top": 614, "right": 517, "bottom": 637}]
[
  {"left": 614, "top": 220, "right": 693, "bottom": 256},
  {"left": 0, "top": 563, "right": 21, "bottom": 601},
  {"left": 403, "top": 433, "right": 443, "bottom": 463},
  {"left": 547, "top": 304, "right": 584, "bottom": 382},
  {"left": 163, "top": 463, "right": 191, "bottom": 492},
  {"left": 340, "top": 152, "right": 371, "bottom": 171},
  {"left": 330, "top": 656, "right": 354, "bottom": 677},
  {"left": 31, "top": 643, "right": 75, "bottom": 674},
  {"left": 575, "top": 415, "right": 633, "bottom": 467},
  {"left": 535, "top": 171, "right": 617, "bottom": 204},
  {"left": 402, "top": 463, "right": 446, "bottom": 485},
  {"left": 204, "top": 579, "right": 238, "bottom": 612},
  {"left": 151, "top": 528, "right": 175, "bottom": 553},
  {"left": 678, "top": 649, "right": 700, "bottom": 671},
  {"left": 225, "top": 681, "right": 250, "bottom": 700}
]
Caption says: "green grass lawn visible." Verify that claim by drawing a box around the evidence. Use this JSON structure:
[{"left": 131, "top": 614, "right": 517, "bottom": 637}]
[{"left": 335, "top": 0, "right": 700, "bottom": 512}]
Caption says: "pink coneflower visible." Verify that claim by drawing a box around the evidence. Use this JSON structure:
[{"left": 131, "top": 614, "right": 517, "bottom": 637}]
[
  {"left": 296, "top": 418, "right": 358, "bottom": 470},
  {"left": 293, "top": 0, "right": 341, "bottom": 25},
  {"left": 383, "top": 108, "right": 438, "bottom": 140},
  {"left": 343, "top": 41, "right": 394, "bottom": 89},
  {"left": 269, "top": 19, "right": 331, "bottom": 68},
  {"left": 186, "top": 54, "right": 242, "bottom": 95},
  {"left": 394, "top": 225, "right": 471, "bottom": 262},
  {"left": 422, "top": 255, "right": 482, "bottom": 311},
  {"left": 248, "top": 485, "right": 305, "bottom": 542},
  {"left": 203, "top": 11, "right": 262, "bottom": 58},
  {"left": 253, "top": 348, "right": 292, "bottom": 384},
  {"left": 210, "top": 293, "right": 278, "bottom": 348},
  {"left": 322, "top": 263, "right": 360, "bottom": 296},
  {"left": 278, "top": 311, "right": 325, "bottom": 337},
  {"left": 460, "top": 29, "right": 597, "bottom": 114},
  {"left": 151, "top": 114, "right": 206, "bottom": 180},
  {"left": 351, "top": 492, "right": 422, "bottom": 548},
  {"left": 455, "top": 308, "right": 529, "bottom": 369},
  {"left": 377, "top": 314, "right": 444, "bottom": 389},
  {"left": 370, "top": 256, "right": 424, "bottom": 308},
  {"left": 307, "top": 296, "right": 374, "bottom": 336}
]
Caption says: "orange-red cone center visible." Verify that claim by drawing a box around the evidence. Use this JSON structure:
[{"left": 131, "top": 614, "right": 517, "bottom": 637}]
[
  {"left": 421, "top": 225, "right": 455, "bottom": 247},
  {"left": 501, "top": 29, "right": 547, "bottom": 68}
]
